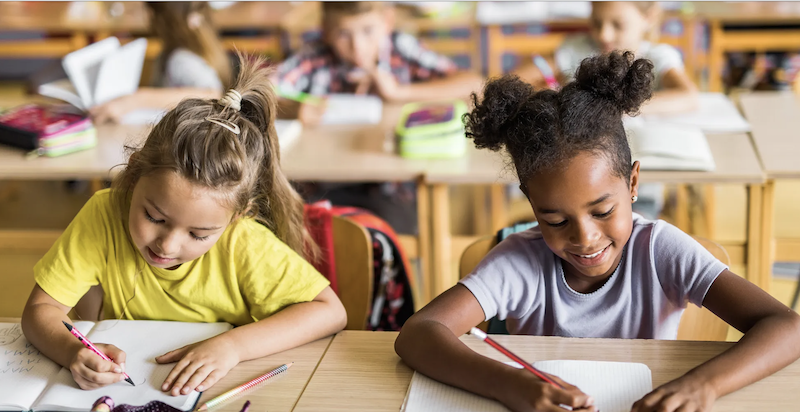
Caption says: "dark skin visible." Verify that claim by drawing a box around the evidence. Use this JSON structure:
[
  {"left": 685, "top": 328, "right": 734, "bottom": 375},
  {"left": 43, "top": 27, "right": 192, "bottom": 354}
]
[{"left": 396, "top": 152, "right": 800, "bottom": 412}]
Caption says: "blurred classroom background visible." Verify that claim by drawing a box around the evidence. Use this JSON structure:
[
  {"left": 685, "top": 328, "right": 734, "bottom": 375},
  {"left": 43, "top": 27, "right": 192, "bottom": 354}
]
[{"left": 1, "top": 1, "right": 800, "bottom": 333}]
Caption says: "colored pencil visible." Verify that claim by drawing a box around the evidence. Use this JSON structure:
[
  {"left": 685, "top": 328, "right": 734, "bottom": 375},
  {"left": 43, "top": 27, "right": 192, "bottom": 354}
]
[
  {"left": 62, "top": 321, "right": 134, "bottom": 386},
  {"left": 469, "top": 327, "right": 562, "bottom": 389},
  {"left": 196, "top": 363, "right": 293, "bottom": 411}
]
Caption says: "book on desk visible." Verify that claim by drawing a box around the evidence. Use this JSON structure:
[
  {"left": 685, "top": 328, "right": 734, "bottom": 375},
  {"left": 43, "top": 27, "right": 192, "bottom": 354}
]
[{"left": 0, "top": 320, "right": 231, "bottom": 412}]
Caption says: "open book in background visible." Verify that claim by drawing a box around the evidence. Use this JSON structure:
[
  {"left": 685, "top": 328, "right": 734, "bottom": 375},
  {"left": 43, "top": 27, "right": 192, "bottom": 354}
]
[
  {"left": 321, "top": 94, "right": 383, "bottom": 125},
  {"left": 642, "top": 92, "right": 751, "bottom": 134},
  {"left": 0, "top": 320, "right": 232, "bottom": 412},
  {"left": 626, "top": 123, "right": 715, "bottom": 172},
  {"left": 37, "top": 36, "right": 151, "bottom": 125},
  {"left": 402, "top": 360, "right": 653, "bottom": 412}
]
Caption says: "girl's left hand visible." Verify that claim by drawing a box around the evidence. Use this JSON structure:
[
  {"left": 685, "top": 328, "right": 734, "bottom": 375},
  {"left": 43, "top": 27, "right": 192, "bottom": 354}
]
[
  {"left": 89, "top": 92, "right": 143, "bottom": 124},
  {"left": 156, "top": 336, "right": 240, "bottom": 396},
  {"left": 631, "top": 375, "right": 717, "bottom": 412}
]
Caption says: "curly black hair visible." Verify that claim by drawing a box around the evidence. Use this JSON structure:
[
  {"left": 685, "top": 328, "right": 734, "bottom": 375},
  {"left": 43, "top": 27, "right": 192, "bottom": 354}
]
[{"left": 464, "top": 50, "right": 654, "bottom": 188}]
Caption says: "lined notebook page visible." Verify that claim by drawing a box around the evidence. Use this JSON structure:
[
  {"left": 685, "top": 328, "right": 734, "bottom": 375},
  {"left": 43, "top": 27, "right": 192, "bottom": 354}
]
[
  {"left": 402, "top": 360, "right": 652, "bottom": 412},
  {"left": 35, "top": 320, "right": 232, "bottom": 412},
  {"left": 535, "top": 360, "right": 653, "bottom": 412}
]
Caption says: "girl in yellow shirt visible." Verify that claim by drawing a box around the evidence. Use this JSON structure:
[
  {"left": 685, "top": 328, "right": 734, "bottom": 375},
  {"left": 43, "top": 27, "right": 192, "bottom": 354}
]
[{"left": 21, "top": 54, "right": 347, "bottom": 396}]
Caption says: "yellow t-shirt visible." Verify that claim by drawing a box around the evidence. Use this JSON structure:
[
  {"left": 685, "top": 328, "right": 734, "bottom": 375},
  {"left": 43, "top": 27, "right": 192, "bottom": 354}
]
[{"left": 34, "top": 189, "right": 329, "bottom": 326}]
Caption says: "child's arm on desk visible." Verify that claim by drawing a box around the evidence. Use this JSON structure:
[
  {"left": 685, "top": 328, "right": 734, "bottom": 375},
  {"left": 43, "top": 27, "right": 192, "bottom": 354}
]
[
  {"left": 365, "top": 70, "right": 485, "bottom": 103},
  {"left": 156, "top": 286, "right": 346, "bottom": 396},
  {"left": 276, "top": 98, "right": 328, "bottom": 127},
  {"left": 90, "top": 87, "right": 221, "bottom": 124},
  {"left": 395, "top": 285, "right": 596, "bottom": 412},
  {"left": 638, "top": 68, "right": 700, "bottom": 115},
  {"left": 632, "top": 270, "right": 800, "bottom": 412},
  {"left": 22, "top": 285, "right": 129, "bottom": 390}
]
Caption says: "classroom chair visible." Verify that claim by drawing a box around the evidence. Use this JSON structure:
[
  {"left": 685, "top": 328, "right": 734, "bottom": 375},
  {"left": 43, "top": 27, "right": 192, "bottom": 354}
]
[
  {"left": 459, "top": 231, "right": 731, "bottom": 342},
  {"left": 70, "top": 216, "right": 375, "bottom": 329}
]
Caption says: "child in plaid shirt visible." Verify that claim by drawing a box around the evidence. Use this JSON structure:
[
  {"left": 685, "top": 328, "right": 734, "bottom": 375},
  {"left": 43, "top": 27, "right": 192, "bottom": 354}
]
[{"left": 275, "top": 1, "right": 482, "bottom": 125}]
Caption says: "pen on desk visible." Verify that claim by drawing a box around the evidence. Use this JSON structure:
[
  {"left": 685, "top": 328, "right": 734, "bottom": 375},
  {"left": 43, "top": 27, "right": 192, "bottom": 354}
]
[
  {"left": 62, "top": 321, "right": 135, "bottom": 386},
  {"left": 275, "top": 87, "right": 324, "bottom": 106}
]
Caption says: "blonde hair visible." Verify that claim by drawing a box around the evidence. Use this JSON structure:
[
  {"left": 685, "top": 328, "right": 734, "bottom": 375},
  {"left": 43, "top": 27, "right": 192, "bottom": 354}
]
[
  {"left": 147, "top": 2, "right": 233, "bottom": 88},
  {"left": 112, "top": 52, "right": 315, "bottom": 260}
]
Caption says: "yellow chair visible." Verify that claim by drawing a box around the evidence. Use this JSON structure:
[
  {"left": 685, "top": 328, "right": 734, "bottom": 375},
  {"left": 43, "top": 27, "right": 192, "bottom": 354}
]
[
  {"left": 459, "top": 234, "right": 730, "bottom": 342},
  {"left": 72, "top": 216, "right": 375, "bottom": 330}
]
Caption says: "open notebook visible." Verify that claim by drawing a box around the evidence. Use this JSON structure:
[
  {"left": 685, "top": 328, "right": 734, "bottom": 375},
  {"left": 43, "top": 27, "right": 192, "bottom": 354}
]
[
  {"left": 0, "top": 320, "right": 232, "bottom": 412},
  {"left": 642, "top": 92, "right": 750, "bottom": 134},
  {"left": 627, "top": 122, "right": 715, "bottom": 171},
  {"left": 402, "top": 360, "right": 652, "bottom": 412}
]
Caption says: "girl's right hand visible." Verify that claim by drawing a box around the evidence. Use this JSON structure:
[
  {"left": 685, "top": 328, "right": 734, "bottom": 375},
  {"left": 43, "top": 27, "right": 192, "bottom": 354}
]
[
  {"left": 68, "top": 343, "right": 128, "bottom": 390},
  {"left": 498, "top": 367, "right": 597, "bottom": 412}
]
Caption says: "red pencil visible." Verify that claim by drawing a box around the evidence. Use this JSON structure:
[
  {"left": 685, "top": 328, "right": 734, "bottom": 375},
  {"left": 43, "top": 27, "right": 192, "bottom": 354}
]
[{"left": 469, "top": 327, "right": 563, "bottom": 389}]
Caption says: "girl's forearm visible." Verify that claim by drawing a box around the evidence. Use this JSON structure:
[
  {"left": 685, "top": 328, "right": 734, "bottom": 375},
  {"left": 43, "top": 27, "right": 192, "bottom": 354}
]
[
  {"left": 21, "top": 303, "right": 85, "bottom": 368},
  {"left": 681, "top": 312, "right": 800, "bottom": 398},
  {"left": 395, "top": 320, "right": 515, "bottom": 402},
  {"left": 397, "top": 72, "right": 485, "bottom": 103},
  {"left": 216, "top": 299, "right": 346, "bottom": 362}
]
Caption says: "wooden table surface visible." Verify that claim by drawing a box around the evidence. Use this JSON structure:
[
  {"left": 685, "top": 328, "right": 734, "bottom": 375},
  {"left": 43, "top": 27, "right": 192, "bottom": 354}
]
[
  {"left": 739, "top": 92, "right": 800, "bottom": 180},
  {"left": 297, "top": 330, "right": 800, "bottom": 412},
  {"left": 425, "top": 133, "right": 766, "bottom": 185},
  {"left": 0, "top": 318, "right": 332, "bottom": 412}
]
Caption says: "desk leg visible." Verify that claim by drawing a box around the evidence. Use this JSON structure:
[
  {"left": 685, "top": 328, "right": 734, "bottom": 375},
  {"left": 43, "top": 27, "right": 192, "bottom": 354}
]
[
  {"left": 675, "top": 184, "right": 691, "bottom": 233},
  {"left": 431, "top": 184, "right": 453, "bottom": 299},
  {"left": 416, "top": 178, "right": 432, "bottom": 305},
  {"left": 709, "top": 20, "right": 724, "bottom": 93},
  {"left": 759, "top": 180, "right": 776, "bottom": 293},
  {"left": 746, "top": 184, "right": 764, "bottom": 289}
]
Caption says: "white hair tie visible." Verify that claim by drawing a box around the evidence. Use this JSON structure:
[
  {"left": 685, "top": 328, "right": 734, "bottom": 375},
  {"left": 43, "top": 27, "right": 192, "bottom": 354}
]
[{"left": 219, "top": 89, "right": 242, "bottom": 112}]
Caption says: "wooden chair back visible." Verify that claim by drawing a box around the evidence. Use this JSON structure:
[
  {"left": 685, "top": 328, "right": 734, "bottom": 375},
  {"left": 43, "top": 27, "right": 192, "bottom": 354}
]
[
  {"left": 459, "top": 234, "right": 731, "bottom": 341},
  {"left": 331, "top": 216, "right": 374, "bottom": 331}
]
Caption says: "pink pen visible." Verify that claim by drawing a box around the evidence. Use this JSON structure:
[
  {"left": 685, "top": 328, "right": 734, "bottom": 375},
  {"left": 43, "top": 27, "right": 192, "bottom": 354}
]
[{"left": 62, "top": 321, "right": 135, "bottom": 386}]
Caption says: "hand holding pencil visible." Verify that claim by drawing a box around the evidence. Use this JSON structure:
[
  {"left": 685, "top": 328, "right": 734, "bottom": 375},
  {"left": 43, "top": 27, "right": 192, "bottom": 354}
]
[
  {"left": 470, "top": 328, "right": 597, "bottom": 412},
  {"left": 62, "top": 321, "right": 135, "bottom": 389}
]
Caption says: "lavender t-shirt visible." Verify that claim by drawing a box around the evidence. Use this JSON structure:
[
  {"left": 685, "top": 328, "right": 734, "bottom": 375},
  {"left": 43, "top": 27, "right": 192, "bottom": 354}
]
[{"left": 459, "top": 214, "right": 727, "bottom": 340}]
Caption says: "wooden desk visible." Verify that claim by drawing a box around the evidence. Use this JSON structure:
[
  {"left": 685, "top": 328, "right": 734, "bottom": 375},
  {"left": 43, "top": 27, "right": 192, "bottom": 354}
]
[
  {"left": 692, "top": 2, "right": 800, "bottom": 92},
  {"left": 296, "top": 330, "right": 800, "bottom": 411},
  {"left": 739, "top": 92, "right": 800, "bottom": 295},
  {"left": 0, "top": 318, "right": 333, "bottom": 412},
  {"left": 424, "top": 133, "right": 768, "bottom": 297}
]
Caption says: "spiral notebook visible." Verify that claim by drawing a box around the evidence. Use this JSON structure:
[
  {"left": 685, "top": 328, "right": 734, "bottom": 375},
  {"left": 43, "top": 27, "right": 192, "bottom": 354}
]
[
  {"left": 401, "top": 360, "right": 652, "bottom": 412},
  {"left": 0, "top": 320, "right": 232, "bottom": 412}
]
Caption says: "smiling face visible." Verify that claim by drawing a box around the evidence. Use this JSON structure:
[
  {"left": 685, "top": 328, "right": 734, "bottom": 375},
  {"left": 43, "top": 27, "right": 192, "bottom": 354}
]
[
  {"left": 524, "top": 151, "right": 639, "bottom": 292},
  {"left": 589, "top": 2, "right": 654, "bottom": 53},
  {"left": 128, "top": 170, "right": 234, "bottom": 270}
]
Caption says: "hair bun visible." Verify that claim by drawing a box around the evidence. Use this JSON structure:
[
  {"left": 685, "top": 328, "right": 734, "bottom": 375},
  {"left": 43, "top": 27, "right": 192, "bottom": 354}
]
[
  {"left": 464, "top": 75, "right": 534, "bottom": 151},
  {"left": 573, "top": 50, "right": 654, "bottom": 115}
]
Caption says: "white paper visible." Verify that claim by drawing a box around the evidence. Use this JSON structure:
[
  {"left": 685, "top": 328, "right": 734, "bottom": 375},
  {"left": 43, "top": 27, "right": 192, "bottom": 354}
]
[
  {"left": 627, "top": 123, "right": 715, "bottom": 171},
  {"left": 275, "top": 119, "right": 303, "bottom": 152},
  {"left": 402, "top": 360, "right": 652, "bottom": 412},
  {"left": 643, "top": 93, "right": 751, "bottom": 134},
  {"left": 34, "top": 320, "right": 232, "bottom": 412},
  {"left": 321, "top": 94, "right": 382, "bottom": 125}
]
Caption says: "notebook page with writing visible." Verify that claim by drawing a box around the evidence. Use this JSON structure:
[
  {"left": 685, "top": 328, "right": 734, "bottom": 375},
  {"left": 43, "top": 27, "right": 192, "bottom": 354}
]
[
  {"left": 534, "top": 360, "right": 653, "bottom": 412},
  {"left": 627, "top": 123, "right": 715, "bottom": 171},
  {"left": 34, "top": 320, "right": 232, "bottom": 412},
  {"left": 0, "top": 321, "right": 94, "bottom": 411},
  {"left": 402, "top": 360, "right": 652, "bottom": 412}
]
